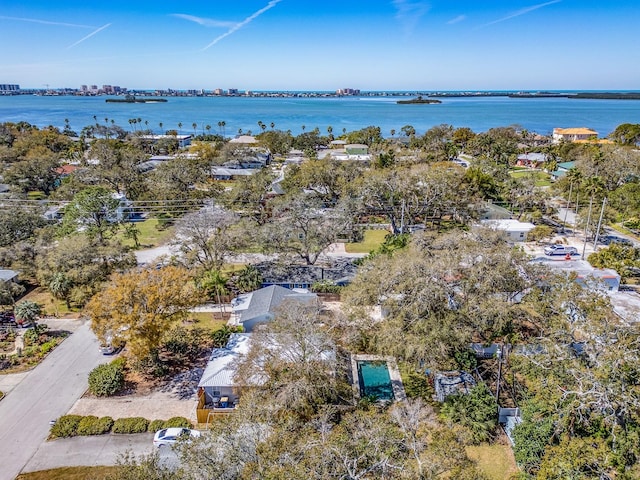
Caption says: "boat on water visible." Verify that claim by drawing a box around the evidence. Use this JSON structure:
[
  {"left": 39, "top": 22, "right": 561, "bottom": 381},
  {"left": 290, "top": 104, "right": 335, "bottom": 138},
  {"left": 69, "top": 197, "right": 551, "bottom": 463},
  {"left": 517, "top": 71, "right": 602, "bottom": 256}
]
[{"left": 106, "top": 94, "right": 167, "bottom": 103}]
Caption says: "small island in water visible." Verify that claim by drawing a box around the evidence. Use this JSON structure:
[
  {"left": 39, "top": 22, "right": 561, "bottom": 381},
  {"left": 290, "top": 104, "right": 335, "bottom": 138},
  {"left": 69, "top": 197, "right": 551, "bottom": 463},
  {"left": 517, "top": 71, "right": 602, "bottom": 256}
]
[
  {"left": 396, "top": 95, "right": 442, "bottom": 105},
  {"left": 106, "top": 94, "right": 168, "bottom": 104}
]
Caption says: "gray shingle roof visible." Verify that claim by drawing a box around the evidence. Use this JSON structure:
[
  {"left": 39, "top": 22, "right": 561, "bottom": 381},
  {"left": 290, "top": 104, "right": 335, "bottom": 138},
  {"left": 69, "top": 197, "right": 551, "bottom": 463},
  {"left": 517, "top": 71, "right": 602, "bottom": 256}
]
[{"left": 239, "top": 285, "right": 317, "bottom": 324}]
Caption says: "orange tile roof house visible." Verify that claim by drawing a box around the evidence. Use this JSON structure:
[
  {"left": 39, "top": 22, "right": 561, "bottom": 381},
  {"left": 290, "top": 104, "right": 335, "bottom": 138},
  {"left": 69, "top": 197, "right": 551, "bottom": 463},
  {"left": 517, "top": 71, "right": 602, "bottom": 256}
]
[{"left": 552, "top": 127, "right": 598, "bottom": 143}]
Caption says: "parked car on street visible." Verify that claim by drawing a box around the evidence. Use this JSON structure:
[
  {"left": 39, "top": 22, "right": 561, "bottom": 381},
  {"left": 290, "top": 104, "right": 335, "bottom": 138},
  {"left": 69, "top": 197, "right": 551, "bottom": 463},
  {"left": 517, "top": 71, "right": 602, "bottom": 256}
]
[
  {"left": 544, "top": 244, "right": 578, "bottom": 256},
  {"left": 153, "top": 428, "right": 201, "bottom": 448}
]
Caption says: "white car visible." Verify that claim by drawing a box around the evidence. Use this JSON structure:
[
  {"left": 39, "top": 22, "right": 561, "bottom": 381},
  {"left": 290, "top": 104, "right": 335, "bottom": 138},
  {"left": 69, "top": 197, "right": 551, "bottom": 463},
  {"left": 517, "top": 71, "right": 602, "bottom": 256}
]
[
  {"left": 153, "top": 428, "right": 201, "bottom": 448},
  {"left": 544, "top": 244, "right": 578, "bottom": 256}
]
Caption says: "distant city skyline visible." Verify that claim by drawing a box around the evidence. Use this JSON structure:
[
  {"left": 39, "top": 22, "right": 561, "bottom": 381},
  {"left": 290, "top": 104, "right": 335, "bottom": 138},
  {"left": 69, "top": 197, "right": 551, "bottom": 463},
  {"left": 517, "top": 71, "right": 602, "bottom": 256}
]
[{"left": 2, "top": 1, "right": 639, "bottom": 91}]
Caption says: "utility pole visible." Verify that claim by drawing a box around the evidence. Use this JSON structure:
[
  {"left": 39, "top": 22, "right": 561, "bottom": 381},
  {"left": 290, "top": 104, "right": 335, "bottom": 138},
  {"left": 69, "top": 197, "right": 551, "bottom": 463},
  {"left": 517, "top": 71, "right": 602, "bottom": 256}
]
[
  {"left": 581, "top": 195, "right": 595, "bottom": 260},
  {"left": 593, "top": 197, "right": 607, "bottom": 250},
  {"left": 562, "top": 180, "right": 574, "bottom": 233}
]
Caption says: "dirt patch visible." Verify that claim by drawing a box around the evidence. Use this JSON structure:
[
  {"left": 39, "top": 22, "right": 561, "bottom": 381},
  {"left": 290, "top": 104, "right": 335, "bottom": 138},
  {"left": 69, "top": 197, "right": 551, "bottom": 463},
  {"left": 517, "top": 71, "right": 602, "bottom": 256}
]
[{"left": 70, "top": 366, "right": 204, "bottom": 422}]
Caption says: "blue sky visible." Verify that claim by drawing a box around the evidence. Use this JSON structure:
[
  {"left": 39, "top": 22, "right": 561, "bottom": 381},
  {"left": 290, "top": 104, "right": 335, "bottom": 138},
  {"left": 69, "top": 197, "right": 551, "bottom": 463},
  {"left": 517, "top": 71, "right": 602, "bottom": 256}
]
[{"left": 2, "top": 1, "right": 639, "bottom": 90}]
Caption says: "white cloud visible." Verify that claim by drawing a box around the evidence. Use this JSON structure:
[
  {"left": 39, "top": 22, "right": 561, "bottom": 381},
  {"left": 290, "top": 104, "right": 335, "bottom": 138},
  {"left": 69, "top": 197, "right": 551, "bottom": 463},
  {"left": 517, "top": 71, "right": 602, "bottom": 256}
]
[
  {"left": 392, "top": 0, "right": 431, "bottom": 35},
  {"left": 447, "top": 15, "right": 466, "bottom": 25},
  {"left": 171, "top": 14, "right": 238, "bottom": 29},
  {"left": 479, "top": 0, "right": 561, "bottom": 28},
  {"left": 67, "top": 23, "right": 112, "bottom": 49},
  {"left": 203, "top": 0, "right": 283, "bottom": 50},
  {"left": 0, "top": 15, "right": 95, "bottom": 29}
]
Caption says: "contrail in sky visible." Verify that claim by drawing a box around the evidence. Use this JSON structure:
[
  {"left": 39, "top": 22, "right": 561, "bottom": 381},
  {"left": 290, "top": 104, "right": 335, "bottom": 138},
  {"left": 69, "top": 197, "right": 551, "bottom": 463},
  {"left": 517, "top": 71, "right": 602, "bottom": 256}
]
[
  {"left": 479, "top": 0, "right": 561, "bottom": 28},
  {"left": 67, "top": 23, "right": 112, "bottom": 49},
  {"left": 172, "top": 14, "right": 237, "bottom": 29},
  {"left": 203, "top": 0, "right": 282, "bottom": 50},
  {"left": 0, "top": 15, "right": 95, "bottom": 29}
]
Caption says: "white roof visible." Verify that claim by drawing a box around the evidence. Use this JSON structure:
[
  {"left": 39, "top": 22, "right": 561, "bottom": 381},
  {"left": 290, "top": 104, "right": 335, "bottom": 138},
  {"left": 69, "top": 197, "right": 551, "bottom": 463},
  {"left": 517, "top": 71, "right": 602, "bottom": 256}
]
[
  {"left": 481, "top": 219, "right": 536, "bottom": 232},
  {"left": 198, "top": 333, "right": 251, "bottom": 388},
  {"left": 229, "top": 135, "right": 258, "bottom": 144}
]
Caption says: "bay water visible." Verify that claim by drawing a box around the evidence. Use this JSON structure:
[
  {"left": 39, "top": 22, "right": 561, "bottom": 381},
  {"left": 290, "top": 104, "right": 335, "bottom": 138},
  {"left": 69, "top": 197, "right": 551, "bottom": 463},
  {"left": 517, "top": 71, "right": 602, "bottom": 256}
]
[{"left": 1, "top": 94, "right": 639, "bottom": 137}]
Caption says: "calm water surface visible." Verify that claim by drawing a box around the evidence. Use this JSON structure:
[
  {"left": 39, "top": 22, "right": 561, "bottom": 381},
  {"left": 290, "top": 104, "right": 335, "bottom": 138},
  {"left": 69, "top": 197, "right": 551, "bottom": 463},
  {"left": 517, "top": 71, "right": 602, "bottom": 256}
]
[{"left": 1, "top": 94, "right": 639, "bottom": 137}]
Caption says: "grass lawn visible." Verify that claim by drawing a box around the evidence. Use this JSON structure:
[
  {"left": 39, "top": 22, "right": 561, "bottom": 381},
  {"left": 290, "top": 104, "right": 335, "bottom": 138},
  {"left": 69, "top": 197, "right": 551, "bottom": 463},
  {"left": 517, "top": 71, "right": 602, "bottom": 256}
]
[
  {"left": 345, "top": 229, "right": 388, "bottom": 254},
  {"left": 185, "top": 311, "right": 229, "bottom": 331},
  {"left": 22, "top": 287, "right": 77, "bottom": 317},
  {"left": 466, "top": 443, "right": 519, "bottom": 480},
  {"left": 509, "top": 169, "right": 552, "bottom": 187},
  {"left": 116, "top": 218, "right": 175, "bottom": 248},
  {"left": 16, "top": 466, "right": 121, "bottom": 480}
]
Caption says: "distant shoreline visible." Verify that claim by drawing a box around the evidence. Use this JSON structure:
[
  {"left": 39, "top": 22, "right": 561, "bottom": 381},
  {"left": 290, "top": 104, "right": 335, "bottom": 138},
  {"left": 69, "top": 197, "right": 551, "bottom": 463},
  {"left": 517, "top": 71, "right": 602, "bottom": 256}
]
[
  {"left": 105, "top": 97, "right": 168, "bottom": 104},
  {"left": 5, "top": 90, "right": 640, "bottom": 100}
]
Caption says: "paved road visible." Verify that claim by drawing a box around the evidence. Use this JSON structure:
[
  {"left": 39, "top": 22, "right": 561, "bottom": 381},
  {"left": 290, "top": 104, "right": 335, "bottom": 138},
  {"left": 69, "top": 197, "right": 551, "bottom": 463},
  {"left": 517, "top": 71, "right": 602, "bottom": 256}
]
[
  {"left": 22, "top": 434, "right": 154, "bottom": 473},
  {"left": 0, "top": 322, "right": 109, "bottom": 480}
]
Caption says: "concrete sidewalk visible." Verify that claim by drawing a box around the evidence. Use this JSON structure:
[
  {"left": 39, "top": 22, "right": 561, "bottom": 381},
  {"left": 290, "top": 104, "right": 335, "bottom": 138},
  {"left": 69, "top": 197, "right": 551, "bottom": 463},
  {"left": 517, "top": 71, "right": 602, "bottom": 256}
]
[{"left": 22, "top": 434, "right": 154, "bottom": 473}]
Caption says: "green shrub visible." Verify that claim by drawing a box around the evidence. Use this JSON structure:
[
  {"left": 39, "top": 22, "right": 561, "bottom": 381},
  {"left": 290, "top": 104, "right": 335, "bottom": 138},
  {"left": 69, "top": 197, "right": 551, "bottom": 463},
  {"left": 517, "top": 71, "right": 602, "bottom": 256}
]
[
  {"left": 310, "top": 281, "right": 342, "bottom": 294},
  {"left": 39, "top": 340, "right": 58, "bottom": 355},
  {"left": 148, "top": 419, "right": 165, "bottom": 432},
  {"left": 112, "top": 417, "right": 149, "bottom": 434},
  {"left": 163, "top": 416, "right": 192, "bottom": 428},
  {"left": 50, "top": 414, "right": 83, "bottom": 438},
  {"left": 77, "top": 416, "right": 114, "bottom": 435},
  {"left": 88, "top": 360, "right": 125, "bottom": 397}
]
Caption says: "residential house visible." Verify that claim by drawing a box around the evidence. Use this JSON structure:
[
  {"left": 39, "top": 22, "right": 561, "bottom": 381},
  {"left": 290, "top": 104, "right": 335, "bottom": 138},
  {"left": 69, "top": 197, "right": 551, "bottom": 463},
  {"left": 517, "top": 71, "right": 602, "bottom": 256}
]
[
  {"left": 210, "top": 166, "right": 260, "bottom": 181},
  {"left": 516, "top": 152, "right": 547, "bottom": 168},
  {"left": 479, "top": 203, "right": 513, "bottom": 221},
  {"left": 229, "top": 135, "right": 258, "bottom": 145},
  {"left": 479, "top": 219, "right": 536, "bottom": 242},
  {"left": 550, "top": 161, "right": 576, "bottom": 181},
  {"left": 552, "top": 127, "right": 597, "bottom": 143},
  {"left": 535, "top": 258, "right": 621, "bottom": 292},
  {"left": 255, "top": 260, "right": 358, "bottom": 290},
  {"left": 0, "top": 269, "right": 19, "bottom": 284},
  {"left": 196, "top": 331, "right": 336, "bottom": 422},
  {"left": 197, "top": 332, "right": 251, "bottom": 421},
  {"left": 230, "top": 285, "right": 319, "bottom": 332},
  {"left": 139, "top": 134, "right": 192, "bottom": 149},
  {"left": 433, "top": 371, "right": 476, "bottom": 402}
]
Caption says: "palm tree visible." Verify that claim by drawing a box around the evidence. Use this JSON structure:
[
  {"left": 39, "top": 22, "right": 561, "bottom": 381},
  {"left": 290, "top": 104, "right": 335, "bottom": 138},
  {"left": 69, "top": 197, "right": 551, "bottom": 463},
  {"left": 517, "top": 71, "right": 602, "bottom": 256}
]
[
  {"left": 49, "top": 273, "right": 73, "bottom": 310},
  {"left": 270, "top": 122, "right": 275, "bottom": 130},
  {"left": 201, "top": 270, "right": 229, "bottom": 318},
  {"left": 218, "top": 121, "right": 223, "bottom": 135},
  {"left": 301, "top": 125, "right": 306, "bottom": 132},
  {"left": 221, "top": 121, "right": 226, "bottom": 137},
  {"left": 580, "top": 176, "right": 604, "bottom": 259},
  {"left": 178, "top": 122, "right": 183, "bottom": 133},
  {"left": 206, "top": 124, "right": 212, "bottom": 136},
  {"left": 235, "top": 265, "right": 263, "bottom": 293},
  {"left": 159, "top": 121, "right": 164, "bottom": 134},
  {"left": 14, "top": 300, "right": 42, "bottom": 327},
  {"left": 192, "top": 122, "right": 198, "bottom": 136},
  {"left": 390, "top": 129, "right": 396, "bottom": 137}
]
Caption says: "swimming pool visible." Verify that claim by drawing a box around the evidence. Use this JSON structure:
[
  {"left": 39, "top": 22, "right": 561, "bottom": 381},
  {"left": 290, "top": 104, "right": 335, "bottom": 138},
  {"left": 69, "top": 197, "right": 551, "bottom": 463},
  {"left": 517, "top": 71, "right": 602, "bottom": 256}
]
[{"left": 357, "top": 360, "right": 395, "bottom": 401}]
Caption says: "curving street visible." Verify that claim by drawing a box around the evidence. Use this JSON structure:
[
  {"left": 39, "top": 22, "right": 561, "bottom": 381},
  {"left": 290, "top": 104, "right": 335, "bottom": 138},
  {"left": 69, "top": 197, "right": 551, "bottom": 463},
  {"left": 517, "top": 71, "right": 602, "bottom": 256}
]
[{"left": 0, "top": 322, "right": 109, "bottom": 480}]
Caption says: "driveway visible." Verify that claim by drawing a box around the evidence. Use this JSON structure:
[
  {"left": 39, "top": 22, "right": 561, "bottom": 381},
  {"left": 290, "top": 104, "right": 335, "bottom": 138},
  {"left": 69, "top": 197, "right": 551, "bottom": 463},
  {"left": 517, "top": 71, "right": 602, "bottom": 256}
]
[
  {"left": 0, "top": 322, "right": 109, "bottom": 480},
  {"left": 22, "top": 434, "right": 154, "bottom": 473}
]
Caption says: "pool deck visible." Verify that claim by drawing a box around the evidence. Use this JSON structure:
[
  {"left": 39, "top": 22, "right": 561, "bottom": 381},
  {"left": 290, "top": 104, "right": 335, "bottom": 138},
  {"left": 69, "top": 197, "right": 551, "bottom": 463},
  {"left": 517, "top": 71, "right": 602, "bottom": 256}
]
[{"left": 351, "top": 354, "right": 407, "bottom": 403}]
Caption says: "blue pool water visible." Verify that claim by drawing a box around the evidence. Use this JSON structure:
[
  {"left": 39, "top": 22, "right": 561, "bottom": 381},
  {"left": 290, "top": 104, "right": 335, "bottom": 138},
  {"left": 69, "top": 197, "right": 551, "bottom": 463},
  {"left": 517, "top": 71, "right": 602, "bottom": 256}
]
[{"left": 358, "top": 360, "right": 394, "bottom": 401}]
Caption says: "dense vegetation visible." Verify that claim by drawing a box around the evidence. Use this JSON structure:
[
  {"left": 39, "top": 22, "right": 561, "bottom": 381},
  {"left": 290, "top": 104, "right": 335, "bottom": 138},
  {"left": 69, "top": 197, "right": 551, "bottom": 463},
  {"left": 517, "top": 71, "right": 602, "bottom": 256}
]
[{"left": 2, "top": 118, "right": 640, "bottom": 478}]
